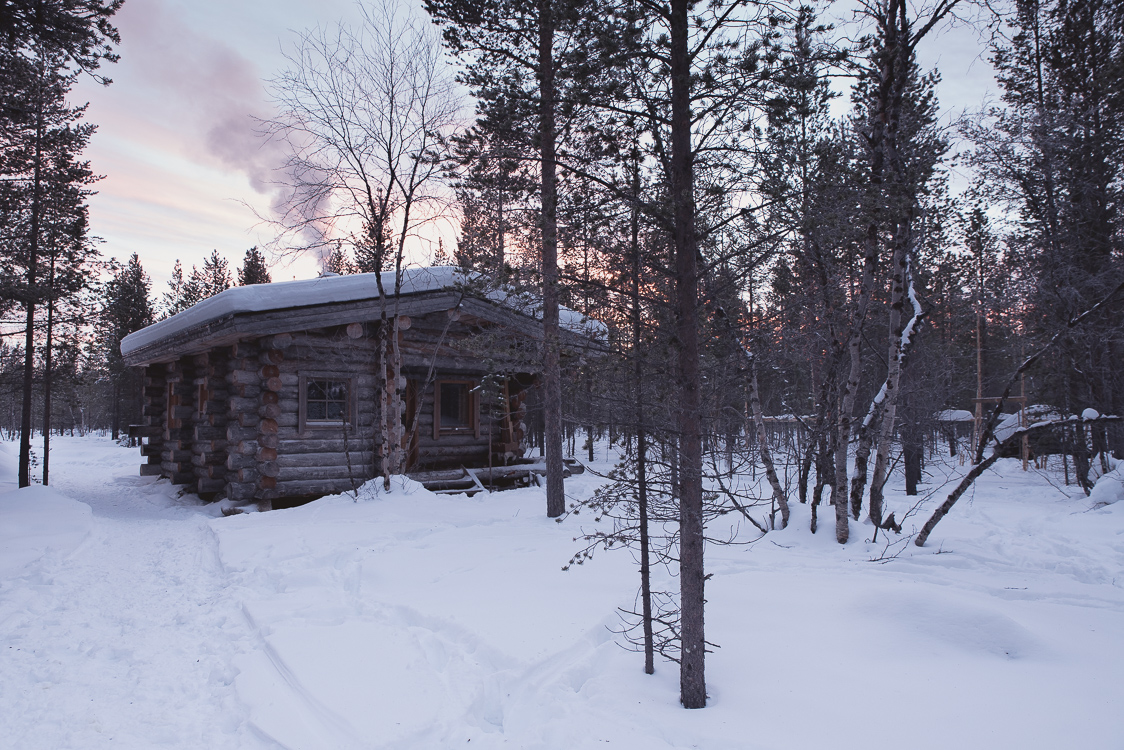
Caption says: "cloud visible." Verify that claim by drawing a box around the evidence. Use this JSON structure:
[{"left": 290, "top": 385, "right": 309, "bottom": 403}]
[{"left": 113, "top": 0, "right": 330, "bottom": 244}]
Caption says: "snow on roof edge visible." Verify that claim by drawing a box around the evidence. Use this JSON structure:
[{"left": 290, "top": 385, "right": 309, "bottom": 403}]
[{"left": 121, "top": 267, "right": 607, "bottom": 357}]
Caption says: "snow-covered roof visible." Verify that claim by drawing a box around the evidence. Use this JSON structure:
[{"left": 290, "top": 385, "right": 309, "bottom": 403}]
[{"left": 121, "top": 266, "right": 606, "bottom": 358}]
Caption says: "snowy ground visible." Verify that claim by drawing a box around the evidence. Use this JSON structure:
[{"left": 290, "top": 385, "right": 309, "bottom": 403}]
[{"left": 1, "top": 436, "right": 1122, "bottom": 749}]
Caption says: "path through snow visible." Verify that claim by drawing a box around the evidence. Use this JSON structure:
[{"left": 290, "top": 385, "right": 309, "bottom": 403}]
[{"left": 0, "top": 439, "right": 273, "bottom": 749}]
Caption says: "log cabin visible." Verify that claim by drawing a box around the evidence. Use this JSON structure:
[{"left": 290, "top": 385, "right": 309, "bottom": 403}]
[{"left": 121, "top": 267, "right": 603, "bottom": 508}]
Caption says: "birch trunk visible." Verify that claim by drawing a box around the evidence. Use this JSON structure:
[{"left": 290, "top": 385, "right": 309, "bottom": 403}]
[
  {"left": 831, "top": 225, "right": 878, "bottom": 544},
  {"left": 749, "top": 359, "right": 789, "bottom": 528}
]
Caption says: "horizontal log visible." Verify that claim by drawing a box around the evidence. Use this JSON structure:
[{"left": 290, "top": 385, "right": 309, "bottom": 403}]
[
  {"left": 262, "top": 390, "right": 279, "bottom": 405},
  {"left": 139, "top": 464, "right": 163, "bottom": 477},
  {"left": 261, "top": 364, "right": 280, "bottom": 379},
  {"left": 259, "top": 418, "right": 279, "bottom": 434},
  {"left": 258, "top": 461, "right": 280, "bottom": 478},
  {"left": 194, "top": 439, "right": 228, "bottom": 454},
  {"left": 169, "top": 405, "right": 195, "bottom": 420},
  {"left": 278, "top": 438, "right": 375, "bottom": 453},
  {"left": 259, "top": 433, "right": 279, "bottom": 450},
  {"left": 191, "top": 453, "right": 225, "bottom": 468},
  {"left": 267, "top": 333, "right": 293, "bottom": 350},
  {"left": 130, "top": 422, "right": 162, "bottom": 437},
  {"left": 277, "top": 451, "right": 375, "bottom": 468},
  {"left": 277, "top": 464, "right": 374, "bottom": 482},
  {"left": 236, "top": 467, "right": 259, "bottom": 484},
  {"left": 228, "top": 396, "right": 262, "bottom": 413},
  {"left": 258, "top": 403, "right": 282, "bottom": 420},
  {"left": 274, "top": 478, "right": 363, "bottom": 498},
  {"left": 259, "top": 476, "right": 277, "bottom": 490},
  {"left": 231, "top": 341, "right": 260, "bottom": 359},
  {"left": 238, "top": 413, "right": 260, "bottom": 429},
  {"left": 226, "top": 482, "right": 256, "bottom": 502},
  {"left": 142, "top": 404, "right": 164, "bottom": 417},
  {"left": 198, "top": 478, "right": 225, "bottom": 494},
  {"left": 263, "top": 376, "right": 283, "bottom": 393},
  {"left": 226, "top": 453, "right": 254, "bottom": 471},
  {"left": 193, "top": 426, "right": 227, "bottom": 443},
  {"left": 164, "top": 468, "right": 195, "bottom": 486},
  {"left": 161, "top": 449, "right": 193, "bottom": 462},
  {"left": 232, "top": 440, "right": 259, "bottom": 455},
  {"left": 235, "top": 384, "right": 262, "bottom": 399},
  {"left": 228, "top": 369, "right": 260, "bottom": 387},
  {"left": 260, "top": 349, "right": 284, "bottom": 364},
  {"left": 227, "top": 425, "right": 258, "bottom": 443},
  {"left": 140, "top": 443, "right": 161, "bottom": 457}
]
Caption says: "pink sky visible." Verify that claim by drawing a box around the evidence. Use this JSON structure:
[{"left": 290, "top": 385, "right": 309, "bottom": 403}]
[
  {"left": 72, "top": 0, "right": 997, "bottom": 291},
  {"left": 74, "top": 0, "right": 355, "bottom": 285}
]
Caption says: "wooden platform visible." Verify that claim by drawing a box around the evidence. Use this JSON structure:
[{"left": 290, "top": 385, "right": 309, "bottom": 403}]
[{"left": 408, "top": 458, "right": 585, "bottom": 496}]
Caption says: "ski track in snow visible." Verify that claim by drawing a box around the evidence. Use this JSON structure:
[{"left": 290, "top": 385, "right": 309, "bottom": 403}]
[{"left": 0, "top": 440, "right": 275, "bottom": 749}]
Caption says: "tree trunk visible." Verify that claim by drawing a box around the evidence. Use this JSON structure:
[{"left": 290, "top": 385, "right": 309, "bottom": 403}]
[
  {"left": 630, "top": 160, "right": 654, "bottom": 675},
  {"left": 831, "top": 225, "right": 877, "bottom": 544},
  {"left": 669, "top": 0, "right": 705, "bottom": 709},
  {"left": 540, "top": 0, "right": 565, "bottom": 518},
  {"left": 42, "top": 267, "right": 54, "bottom": 486},
  {"left": 18, "top": 67, "right": 44, "bottom": 489},
  {"left": 869, "top": 235, "right": 910, "bottom": 525},
  {"left": 749, "top": 359, "right": 789, "bottom": 528},
  {"left": 903, "top": 430, "right": 922, "bottom": 495}
]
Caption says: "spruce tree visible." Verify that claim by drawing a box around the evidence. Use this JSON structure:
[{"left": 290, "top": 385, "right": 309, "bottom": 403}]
[
  {"left": 237, "top": 246, "right": 271, "bottom": 285},
  {"left": 99, "top": 254, "right": 154, "bottom": 440}
]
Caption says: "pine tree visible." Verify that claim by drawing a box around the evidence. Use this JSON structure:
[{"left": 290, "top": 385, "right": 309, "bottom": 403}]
[
  {"left": 193, "top": 249, "right": 232, "bottom": 297},
  {"left": 237, "top": 246, "right": 271, "bottom": 285},
  {"left": 99, "top": 254, "right": 154, "bottom": 440},
  {"left": 323, "top": 246, "right": 356, "bottom": 275},
  {"left": 161, "top": 259, "right": 191, "bottom": 316},
  {"left": 1, "top": 48, "right": 103, "bottom": 487}
]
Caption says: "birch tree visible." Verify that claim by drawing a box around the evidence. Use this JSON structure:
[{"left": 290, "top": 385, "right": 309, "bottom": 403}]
[{"left": 266, "top": 0, "right": 460, "bottom": 483}]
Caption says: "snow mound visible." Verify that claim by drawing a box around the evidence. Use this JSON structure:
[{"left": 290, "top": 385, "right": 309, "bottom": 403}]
[
  {"left": 1090, "top": 467, "right": 1124, "bottom": 507},
  {"left": 992, "top": 405, "right": 1072, "bottom": 444},
  {"left": 937, "top": 409, "right": 974, "bottom": 422},
  {"left": 0, "top": 485, "right": 93, "bottom": 576},
  {"left": 859, "top": 591, "right": 1046, "bottom": 660},
  {"left": 0, "top": 441, "right": 16, "bottom": 492}
]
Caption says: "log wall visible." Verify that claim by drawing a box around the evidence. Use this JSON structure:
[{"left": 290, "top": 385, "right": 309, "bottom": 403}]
[{"left": 135, "top": 310, "right": 533, "bottom": 506}]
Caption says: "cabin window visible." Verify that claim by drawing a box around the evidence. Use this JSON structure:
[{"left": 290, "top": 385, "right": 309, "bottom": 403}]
[
  {"left": 434, "top": 380, "right": 478, "bottom": 438},
  {"left": 299, "top": 373, "right": 355, "bottom": 432}
]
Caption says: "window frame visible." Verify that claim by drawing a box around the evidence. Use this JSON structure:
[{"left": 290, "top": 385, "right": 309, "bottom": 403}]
[
  {"left": 433, "top": 379, "right": 480, "bottom": 440},
  {"left": 299, "top": 372, "right": 358, "bottom": 434}
]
